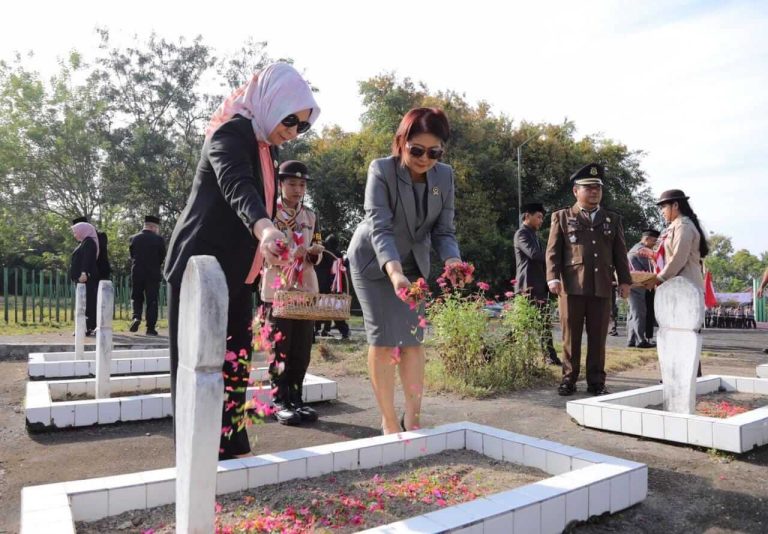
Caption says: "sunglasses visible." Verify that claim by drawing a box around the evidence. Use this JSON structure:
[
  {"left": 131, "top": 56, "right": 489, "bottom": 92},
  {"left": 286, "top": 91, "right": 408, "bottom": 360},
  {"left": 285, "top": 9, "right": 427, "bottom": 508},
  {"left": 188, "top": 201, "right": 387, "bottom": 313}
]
[
  {"left": 406, "top": 143, "right": 444, "bottom": 160},
  {"left": 281, "top": 114, "right": 312, "bottom": 134}
]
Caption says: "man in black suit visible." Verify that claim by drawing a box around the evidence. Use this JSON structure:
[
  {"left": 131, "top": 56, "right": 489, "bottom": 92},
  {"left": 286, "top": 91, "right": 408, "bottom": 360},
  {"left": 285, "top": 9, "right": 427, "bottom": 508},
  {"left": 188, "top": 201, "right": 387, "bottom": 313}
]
[
  {"left": 129, "top": 215, "right": 166, "bottom": 336},
  {"left": 72, "top": 216, "right": 111, "bottom": 281},
  {"left": 514, "top": 202, "right": 561, "bottom": 365}
]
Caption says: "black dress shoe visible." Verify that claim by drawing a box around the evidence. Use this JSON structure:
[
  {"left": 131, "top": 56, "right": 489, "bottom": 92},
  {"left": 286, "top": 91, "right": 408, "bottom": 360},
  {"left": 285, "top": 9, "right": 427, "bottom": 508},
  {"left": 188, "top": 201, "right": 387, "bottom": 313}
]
[
  {"left": 129, "top": 319, "right": 140, "bottom": 332},
  {"left": 272, "top": 402, "right": 301, "bottom": 425},
  {"left": 609, "top": 329, "right": 619, "bottom": 337},
  {"left": 627, "top": 341, "right": 636, "bottom": 347},
  {"left": 294, "top": 402, "right": 318, "bottom": 422},
  {"left": 636, "top": 341, "right": 656, "bottom": 349},
  {"left": 588, "top": 385, "right": 611, "bottom": 396},
  {"left": 85, "top": 329, "right": 96, "bottom": 337},
  {"left": 558, "top": 383, "right": 577, "bottom": 396},
  {"left": 146, "top": 328, "right": 159, "bottom": 336}
]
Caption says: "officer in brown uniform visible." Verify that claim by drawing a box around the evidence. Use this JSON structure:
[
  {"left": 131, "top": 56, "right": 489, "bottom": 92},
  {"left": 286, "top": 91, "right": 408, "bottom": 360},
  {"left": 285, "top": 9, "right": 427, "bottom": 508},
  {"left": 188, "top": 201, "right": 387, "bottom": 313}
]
[{"left": 546, "top": 163, "right": 632, "bottom": 396}]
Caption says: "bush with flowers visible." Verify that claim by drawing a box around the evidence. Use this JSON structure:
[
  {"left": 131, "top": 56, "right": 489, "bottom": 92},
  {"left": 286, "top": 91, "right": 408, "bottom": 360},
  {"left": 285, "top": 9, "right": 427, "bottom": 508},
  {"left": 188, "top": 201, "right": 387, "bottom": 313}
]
[{"left": 427, "top": 263, "right": 551, "bottom": 395}]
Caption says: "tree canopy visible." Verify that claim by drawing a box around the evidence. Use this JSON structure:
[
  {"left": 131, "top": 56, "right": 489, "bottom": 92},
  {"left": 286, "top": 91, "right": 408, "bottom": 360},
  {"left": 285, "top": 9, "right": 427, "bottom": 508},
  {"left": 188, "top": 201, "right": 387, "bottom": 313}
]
[{"left": 1, "top": 35, "right": 762, "bottom": 291}]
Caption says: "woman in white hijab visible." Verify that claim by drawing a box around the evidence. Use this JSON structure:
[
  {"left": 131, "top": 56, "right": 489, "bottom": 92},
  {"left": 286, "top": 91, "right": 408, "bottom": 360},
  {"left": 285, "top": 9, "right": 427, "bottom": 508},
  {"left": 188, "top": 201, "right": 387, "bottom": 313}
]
[{"left": 165, "top": 62, "right": 320, "bottom": 460}]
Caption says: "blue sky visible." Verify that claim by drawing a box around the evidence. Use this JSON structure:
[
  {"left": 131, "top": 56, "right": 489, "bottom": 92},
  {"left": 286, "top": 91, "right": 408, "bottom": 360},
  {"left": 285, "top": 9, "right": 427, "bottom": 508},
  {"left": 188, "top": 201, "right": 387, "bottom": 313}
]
[{"left": 3, "top": 0, "right": 767, "bottom": 254}]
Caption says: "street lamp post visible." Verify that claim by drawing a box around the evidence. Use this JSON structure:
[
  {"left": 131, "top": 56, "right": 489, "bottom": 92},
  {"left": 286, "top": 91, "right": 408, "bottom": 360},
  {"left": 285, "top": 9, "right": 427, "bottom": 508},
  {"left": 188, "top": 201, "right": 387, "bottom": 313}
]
[{"left": 515, "top": 128, "right": 546, "bottom": 225}]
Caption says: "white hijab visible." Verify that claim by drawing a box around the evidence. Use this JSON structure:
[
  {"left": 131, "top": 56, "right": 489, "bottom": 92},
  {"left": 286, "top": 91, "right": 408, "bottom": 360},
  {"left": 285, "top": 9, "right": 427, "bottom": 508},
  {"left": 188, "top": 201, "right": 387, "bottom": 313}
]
[{"left": 205, "top": 62, "right": 320, "bottom": 143}]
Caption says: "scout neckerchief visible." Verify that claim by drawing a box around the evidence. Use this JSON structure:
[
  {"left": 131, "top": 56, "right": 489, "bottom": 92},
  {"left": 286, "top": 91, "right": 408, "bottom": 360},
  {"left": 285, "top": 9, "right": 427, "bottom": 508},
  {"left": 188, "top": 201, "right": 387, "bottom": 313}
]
[{"left": 275, "top": 198, "right": 305, "bottom": 287}]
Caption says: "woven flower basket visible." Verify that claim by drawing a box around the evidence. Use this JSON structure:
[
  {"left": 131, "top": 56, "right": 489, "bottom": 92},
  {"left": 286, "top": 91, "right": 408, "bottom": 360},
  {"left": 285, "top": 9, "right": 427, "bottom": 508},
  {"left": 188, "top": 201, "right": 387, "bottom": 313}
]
[
  {"left": 272, "top": 251, "right": 351, "bottom": 321},
  {"left": 630, "top": 271, "right": 657, "bottom": 288}
]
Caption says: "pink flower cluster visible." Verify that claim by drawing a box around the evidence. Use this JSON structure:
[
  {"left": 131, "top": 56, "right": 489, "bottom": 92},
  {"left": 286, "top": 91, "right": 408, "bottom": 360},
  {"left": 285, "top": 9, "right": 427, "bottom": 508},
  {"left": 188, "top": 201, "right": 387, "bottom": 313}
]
[
  {"left": 437, "top": 261, "right": 475, "bottom": 289},
  {"left": 396, "top": 278, "right": 430, "bottom": 310}
]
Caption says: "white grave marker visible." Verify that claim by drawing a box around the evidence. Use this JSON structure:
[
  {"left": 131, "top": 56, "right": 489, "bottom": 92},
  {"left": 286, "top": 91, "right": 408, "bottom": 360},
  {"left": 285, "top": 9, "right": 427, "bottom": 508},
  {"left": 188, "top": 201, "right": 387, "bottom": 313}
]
[
  {"left": 655, "top": 276, "right": 704, "bottom": 414},
  {"left": 175, "top": 256, "right": 228, "bottom": 534}
]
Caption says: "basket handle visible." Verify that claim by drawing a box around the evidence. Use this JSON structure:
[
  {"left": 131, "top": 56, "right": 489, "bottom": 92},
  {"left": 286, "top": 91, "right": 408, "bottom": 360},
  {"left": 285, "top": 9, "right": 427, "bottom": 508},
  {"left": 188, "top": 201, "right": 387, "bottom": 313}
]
[{"left": 322, "top": 250, "right": 350, "bottom": 295}]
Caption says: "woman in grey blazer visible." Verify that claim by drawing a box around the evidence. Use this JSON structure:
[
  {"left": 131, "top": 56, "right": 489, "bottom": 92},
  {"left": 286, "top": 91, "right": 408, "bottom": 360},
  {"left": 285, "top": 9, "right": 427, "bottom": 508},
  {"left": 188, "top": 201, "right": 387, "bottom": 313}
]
[{"left": 348, "top": 108, "right": 462, "bottom": 434}]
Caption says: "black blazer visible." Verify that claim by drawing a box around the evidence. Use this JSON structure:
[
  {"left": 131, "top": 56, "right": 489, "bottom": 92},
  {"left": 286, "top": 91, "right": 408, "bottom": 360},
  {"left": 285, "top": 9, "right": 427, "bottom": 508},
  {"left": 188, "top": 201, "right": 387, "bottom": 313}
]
[
  {"left": 514, "top": 224, "right": 547, "bottom": 299},
  {"left": 70, "top": 237, "right": 98, "bottom": 282},
  {"left": 130, "top": 230, "right": 167, "bottom": 281},
  {"left": 164, "top": 115, "right": 278, "bottom": 292},
  {"left": 96, "top": 231, "right": 111, "bottom": 280}
]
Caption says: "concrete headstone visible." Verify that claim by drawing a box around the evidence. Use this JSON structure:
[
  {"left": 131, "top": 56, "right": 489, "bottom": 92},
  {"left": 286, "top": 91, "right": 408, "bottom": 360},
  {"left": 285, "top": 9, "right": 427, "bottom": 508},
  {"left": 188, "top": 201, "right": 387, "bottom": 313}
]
[
  {"left": 655, "top": 276, "right": 704, "bottom": 414},
  {"left": 175, "top": 256, "right": 228, "bottom": 534}
]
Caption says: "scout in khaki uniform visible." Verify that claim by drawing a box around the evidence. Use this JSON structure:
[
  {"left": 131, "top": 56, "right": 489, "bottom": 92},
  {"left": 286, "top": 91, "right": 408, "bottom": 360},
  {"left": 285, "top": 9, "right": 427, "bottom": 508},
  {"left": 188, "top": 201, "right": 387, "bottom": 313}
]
[
  {"left": 260, "top": 160, "right": 324, "bottom": 425},
  {"left": 545, "top": 163, "right": 632, "bottom": 396}
]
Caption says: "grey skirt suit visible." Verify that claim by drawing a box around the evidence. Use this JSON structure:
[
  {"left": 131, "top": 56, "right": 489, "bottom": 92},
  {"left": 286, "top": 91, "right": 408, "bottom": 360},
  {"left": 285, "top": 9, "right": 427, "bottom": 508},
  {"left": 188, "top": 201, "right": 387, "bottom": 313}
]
[{"left": 348, "top": 156, "right": 461, "bottom": 347}]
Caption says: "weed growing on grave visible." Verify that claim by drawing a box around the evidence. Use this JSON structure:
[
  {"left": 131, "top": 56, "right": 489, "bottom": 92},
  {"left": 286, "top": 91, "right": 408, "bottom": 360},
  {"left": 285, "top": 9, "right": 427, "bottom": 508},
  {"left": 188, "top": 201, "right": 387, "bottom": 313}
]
[{"left": 427, "top": 267, "right": 550, "bottom": 395}]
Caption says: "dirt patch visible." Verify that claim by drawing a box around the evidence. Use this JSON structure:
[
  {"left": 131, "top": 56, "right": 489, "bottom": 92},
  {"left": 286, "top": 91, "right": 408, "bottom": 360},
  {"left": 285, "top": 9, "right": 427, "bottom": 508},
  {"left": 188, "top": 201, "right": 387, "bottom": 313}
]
[
  {"left": 58, "top": 388, "right": 171, "bottom": 401},
  {"left": 76, "top": 449, "right": 547, "bottom": 533},
  {"left": 648, "top": 391, "right": 768, "bottom": 418}
]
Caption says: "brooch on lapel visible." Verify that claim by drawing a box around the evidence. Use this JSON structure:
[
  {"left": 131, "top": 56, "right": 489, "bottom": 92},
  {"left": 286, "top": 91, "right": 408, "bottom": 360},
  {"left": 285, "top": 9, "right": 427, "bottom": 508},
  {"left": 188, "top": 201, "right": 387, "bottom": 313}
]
[
  {"left": 432, "top": 186, "right": 440, "bottom": 196},
  {"left": 569, "top": 235, "right": 577, "bottom": 243},
  {"left": 606, "top": 217, "right": 611, "bottom": 223}
]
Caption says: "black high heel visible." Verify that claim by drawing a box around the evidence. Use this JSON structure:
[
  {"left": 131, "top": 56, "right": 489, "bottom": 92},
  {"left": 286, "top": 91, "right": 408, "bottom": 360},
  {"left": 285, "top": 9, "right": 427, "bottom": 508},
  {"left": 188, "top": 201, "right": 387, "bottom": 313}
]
[{"left": 400, "top": 414, "right": 406, "bottom": 432}]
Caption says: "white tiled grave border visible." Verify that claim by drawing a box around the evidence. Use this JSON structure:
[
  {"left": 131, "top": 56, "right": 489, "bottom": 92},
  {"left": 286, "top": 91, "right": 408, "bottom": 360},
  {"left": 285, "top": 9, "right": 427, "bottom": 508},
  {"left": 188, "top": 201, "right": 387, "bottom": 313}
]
[
  {"left": 567, "top": 375, "right": 768, "bottom": 453},
  {"left": 28, "top": 349, "right": 171, "bottom": 379},
  {"left": 757, "top": 364, "right": 768, "bottom": 379},
  {"left": 25, "top": 369, "right": 337, "bottom": 429},
  {"left": 20, "top": 421, "right": 647, "bottom": 534}
]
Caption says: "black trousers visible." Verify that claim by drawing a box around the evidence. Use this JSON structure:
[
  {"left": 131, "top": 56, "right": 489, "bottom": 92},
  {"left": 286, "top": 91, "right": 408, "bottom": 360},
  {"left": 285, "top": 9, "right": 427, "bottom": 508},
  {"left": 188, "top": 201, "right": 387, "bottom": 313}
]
[
  {"left": 645, "top": 290, "right": 656, "bottom": 339},
  {"left": 264, "top": 305, "right": 314, "bottom": 404},
  {"left": 83, "top": 278, "right": 98, "bottom": 331},
  {"left": 169, "top": 281, "right": 255, "bottom": 459},
  {"left": 316, "top": 319, "right": 350, "bottom": 337},
  {"left": 131, "top": 275, "right": 160, "bottom": 328}
]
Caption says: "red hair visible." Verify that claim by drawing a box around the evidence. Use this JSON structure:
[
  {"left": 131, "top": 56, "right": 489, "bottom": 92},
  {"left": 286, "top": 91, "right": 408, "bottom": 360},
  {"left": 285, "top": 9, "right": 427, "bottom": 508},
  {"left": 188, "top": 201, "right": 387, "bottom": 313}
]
[{"left": 391, "top": 107, "right": 451, "bottom": 157}]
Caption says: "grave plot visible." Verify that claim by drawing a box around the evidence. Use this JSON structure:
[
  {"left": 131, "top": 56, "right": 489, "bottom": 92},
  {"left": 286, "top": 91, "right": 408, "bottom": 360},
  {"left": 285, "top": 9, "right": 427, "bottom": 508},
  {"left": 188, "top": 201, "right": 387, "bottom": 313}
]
[
  {"left": 25, "top": 368, "right": 336, "bottom": 430},
  {"left": 757, "top": 364, "right": 768, "bottom": 379},
  {"left": 21, "top": 421, "right": 648, "bottom": 534},
  {"left": 567, "top": 376, "right": 768, "bottom": 452},
  {"left": 568, "top": 277, "right": 768, "bottom": 453},
  {"left": 25, "top": 279, "right": 337, "bottom": 430},
  {"left": 28, "top": 348, "right": 170, "bottom": 379}
]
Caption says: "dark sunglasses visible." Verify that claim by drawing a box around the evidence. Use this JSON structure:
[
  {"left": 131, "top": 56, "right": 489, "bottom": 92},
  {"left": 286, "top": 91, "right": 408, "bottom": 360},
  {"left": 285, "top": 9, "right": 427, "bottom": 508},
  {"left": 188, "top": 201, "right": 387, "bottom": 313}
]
[
  {"left": 406, "top": 143, "right": 444, "bottom": 160},
  {"left": 281, "top": 114, "right": 312, "bottom": 134}
]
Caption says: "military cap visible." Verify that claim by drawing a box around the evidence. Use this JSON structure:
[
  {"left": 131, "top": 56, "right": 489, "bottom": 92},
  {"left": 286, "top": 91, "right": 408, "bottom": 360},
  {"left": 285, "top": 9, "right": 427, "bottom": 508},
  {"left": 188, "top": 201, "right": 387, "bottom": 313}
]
[
  {"left": 521, "top": 202, "right": 545, "bottom": 215},
  {"left": 570, "top": 163, "right": 604, "bottom": 186},
  {"left": 656, "top": 189, "right": 689, "bottom": 205},
  {"left": 71, "top": 216, "right": 88, "bottom": 224},
  {"left": 144, "top": 215, "right": 161, "bottom": 224},
  {"left": 278, "top": 160, "right": 312, "bottom": 181},
  {"left": 642, "top": 229, "right": 661, "bottom": 238}
]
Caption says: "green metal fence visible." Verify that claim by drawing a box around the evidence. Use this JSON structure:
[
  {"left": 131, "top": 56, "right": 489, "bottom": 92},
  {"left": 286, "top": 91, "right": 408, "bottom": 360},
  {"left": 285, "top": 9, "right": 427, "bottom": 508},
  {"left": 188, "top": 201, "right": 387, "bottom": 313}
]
[{"left": 1, "top": 267, "right": 167, "bottom": 324}]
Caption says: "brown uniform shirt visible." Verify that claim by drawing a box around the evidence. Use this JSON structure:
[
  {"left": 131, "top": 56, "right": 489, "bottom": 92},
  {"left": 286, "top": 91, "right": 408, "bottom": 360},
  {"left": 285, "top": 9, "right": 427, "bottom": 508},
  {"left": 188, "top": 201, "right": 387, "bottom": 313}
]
[{"left": 546, "top": 203, "right": 632, "bottom": 298}]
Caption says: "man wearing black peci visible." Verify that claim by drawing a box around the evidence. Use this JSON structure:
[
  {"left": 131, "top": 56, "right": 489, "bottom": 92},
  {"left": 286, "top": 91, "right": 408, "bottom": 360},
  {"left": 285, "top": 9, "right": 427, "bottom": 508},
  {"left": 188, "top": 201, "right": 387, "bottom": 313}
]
[
  {"left": 514, "top": 202, "right": 561, "bottom": 366},
  {"left": 129, "top": 215, "right": 166, "bottom": 336}
]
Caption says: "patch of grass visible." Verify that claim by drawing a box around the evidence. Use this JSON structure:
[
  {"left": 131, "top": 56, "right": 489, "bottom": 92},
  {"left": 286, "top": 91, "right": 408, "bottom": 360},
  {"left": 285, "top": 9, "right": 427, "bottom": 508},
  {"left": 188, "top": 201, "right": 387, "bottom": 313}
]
[
  {"left": 603, "top": 346, "right": 661, "bottom": 374},
  {"left": 0, "top": 319, "right": 168, "bottom": 336},
  {"left": 310, "top": 338, "right": 368, "bottom": 377},
  {"left": 707, "top": 447, "right": 735, "bottom": 463}
]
